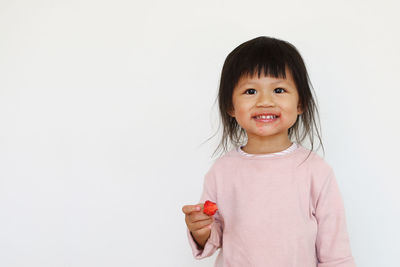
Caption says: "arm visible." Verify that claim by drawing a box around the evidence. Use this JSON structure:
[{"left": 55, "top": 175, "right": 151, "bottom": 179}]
[
  {"left": 315, "top": 170, "right": 357, "bottom": 267},
  {"left": 186, "top": 169, "right": 223, "bottom": 259}
]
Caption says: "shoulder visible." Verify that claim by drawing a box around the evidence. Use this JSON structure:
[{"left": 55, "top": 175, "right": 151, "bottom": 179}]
[
  {"left": 296, "top": 145, "right": 338, "bottom": 199},
  {"left": 202, "top": 148, "right": 239, "bottom": 178},
  {"left": 296, "top": 145, "right": 335, "bottom": 180}
]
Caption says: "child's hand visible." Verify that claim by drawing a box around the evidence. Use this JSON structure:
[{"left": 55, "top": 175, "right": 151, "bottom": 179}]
[{"left": 182, "top": 203, "right": 214, "bottom": 236}]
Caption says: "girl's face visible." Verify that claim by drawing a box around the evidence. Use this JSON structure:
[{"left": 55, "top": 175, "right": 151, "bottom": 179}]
[{"left": 228, "top": 67, "right": 303, "bottom": 144}]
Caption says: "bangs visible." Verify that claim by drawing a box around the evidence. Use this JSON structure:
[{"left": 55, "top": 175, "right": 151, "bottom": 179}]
[{"left": 228, "top": 38, "right": 295, "bottom": 87}]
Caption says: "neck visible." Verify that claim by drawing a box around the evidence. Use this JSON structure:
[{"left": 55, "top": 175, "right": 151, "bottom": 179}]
[{"left": 241, "top": 135, "right": 292, "bottom": 154}]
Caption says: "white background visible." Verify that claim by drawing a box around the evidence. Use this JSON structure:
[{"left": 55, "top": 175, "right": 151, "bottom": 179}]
[{"left": 1, "top": 0, "right": 399, "bottom": 266}]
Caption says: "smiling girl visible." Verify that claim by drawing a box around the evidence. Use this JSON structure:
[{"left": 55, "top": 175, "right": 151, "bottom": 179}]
[{"left": 182, "top": 36, "right": 356, "bottom": 267}]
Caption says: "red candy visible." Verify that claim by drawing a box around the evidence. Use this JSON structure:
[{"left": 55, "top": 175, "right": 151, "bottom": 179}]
[{"left": 203, "top": 200, "right": 218, "bottom": 216}]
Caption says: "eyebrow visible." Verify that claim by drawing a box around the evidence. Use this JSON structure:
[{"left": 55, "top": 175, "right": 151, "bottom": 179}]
[{"left": 239, "top": 79, "right": 289, "bottom": 87}]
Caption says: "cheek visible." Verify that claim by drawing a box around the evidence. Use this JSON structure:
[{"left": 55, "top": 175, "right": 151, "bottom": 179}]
[
  {"left": 234, "top": 103, "right": 249, "bottom": 116},
  {"left": 281, "top": 105, "right": 300, "bottom": 121},
  {"left": 237, "top": 107, "right": 249, "bottom": 116},
  {"left": 234, "top": 109, "right": 251, "bottom": 125}
]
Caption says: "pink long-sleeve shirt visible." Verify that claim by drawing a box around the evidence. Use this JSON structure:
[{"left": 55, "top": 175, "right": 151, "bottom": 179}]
[{"left": 186, "top": 143, "right": 356, "bottom": 267}]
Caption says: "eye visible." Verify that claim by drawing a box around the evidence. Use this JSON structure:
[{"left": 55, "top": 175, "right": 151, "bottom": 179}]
[
  {"left": 274, "top": 87, "right": 286, "bottom": 94},
  {"left": 244, "top": 88, "right": 256, "bottom": 95}
]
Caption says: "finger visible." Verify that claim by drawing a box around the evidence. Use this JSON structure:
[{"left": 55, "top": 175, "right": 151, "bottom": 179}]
[
  {"left": 192, "top": 224, "right": 213, "bottom": 237},
  {"left": 191, "top": 218, "right": 213, "bottom": 232},
  {"left": 190, "top": 211, "right": 213, "bottom": 223},
  {"left": 182, "top": 204, "right": 201, "bottom": 214}
]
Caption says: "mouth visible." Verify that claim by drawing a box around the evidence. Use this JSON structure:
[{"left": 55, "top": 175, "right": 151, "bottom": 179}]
[{"left": 252, "top": 114, "right": 280, "bottom": 122}]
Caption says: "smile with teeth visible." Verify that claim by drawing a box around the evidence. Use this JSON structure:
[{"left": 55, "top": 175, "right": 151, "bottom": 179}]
[
  {"left": 255, "top": 115, "right": 277, "bottom": 119},
  {"left": 253, "top": 114, "right": 279, "bottom": 122}
]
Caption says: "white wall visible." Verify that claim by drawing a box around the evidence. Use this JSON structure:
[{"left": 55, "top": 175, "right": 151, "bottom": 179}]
[{"left": 1, "top": 0, "right": 399, "bottom": 266}]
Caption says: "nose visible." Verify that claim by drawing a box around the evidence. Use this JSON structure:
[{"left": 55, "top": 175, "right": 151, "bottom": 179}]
[{"left": 256, "top": 91, "right": 275, "bottom": 107}]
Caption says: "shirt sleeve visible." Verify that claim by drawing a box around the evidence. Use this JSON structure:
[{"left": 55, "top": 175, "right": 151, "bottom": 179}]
[
  {"left": 186, "top": 167, "right": 223, "bottom": 259},
  {"left": 315, "top": 169, "right": 357, "bottom": 267}
]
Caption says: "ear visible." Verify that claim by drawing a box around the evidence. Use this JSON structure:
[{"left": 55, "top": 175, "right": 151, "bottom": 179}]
[
  {"left": 227, "top": 108, "right": 235, "bottom": 117},
  {"left": 297, "top": 104, "right": 303, "bottom": 115}
]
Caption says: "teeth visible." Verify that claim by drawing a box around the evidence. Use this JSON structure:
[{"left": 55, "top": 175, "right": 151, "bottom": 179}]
[{"left": 255, "top": 115, "right": 277, "bottom": 119}]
